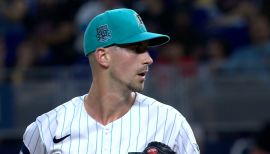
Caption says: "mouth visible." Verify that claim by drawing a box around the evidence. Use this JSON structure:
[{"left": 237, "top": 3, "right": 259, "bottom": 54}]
[
  {"left": 138, "top": 72, "right": 146, "bottom": 77},
  {"left": 137, "top": 70, "right": 148, "bottom": 80}
]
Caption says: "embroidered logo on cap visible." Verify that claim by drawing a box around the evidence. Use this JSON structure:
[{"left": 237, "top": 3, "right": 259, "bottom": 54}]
[
  {"left": 135, "top": 14, "right": 144, "bottom": 26},
  {"left": 96, "top": 24, "right": 112, "bottom": 42}
]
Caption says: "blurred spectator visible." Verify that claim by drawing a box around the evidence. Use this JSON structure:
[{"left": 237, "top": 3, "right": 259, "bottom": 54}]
[
  {"left": 226, "top": 15, "right": 270, "bottom": 75},
  {"left": 0, "top": 0, "right": 27, "bottom": 34},
  {"left": 191, "top": 0, "right": 217, "bottom": 36},
  {"left": 31, "top": 36, "right": 54, "bottom": 67},
  {"left": 135, "top": 0, "right": 172, "bottom": 34},
  {"left": 0, "top": 0, "right": 28, "bottom": 67},
  {"left": 0, "top": 37, "right": 7, "bottom": 82},
  {"left": 74, "top": 0, "right": 122, "bottom": 64},
  {"left": 195, "top": 39, "right": 230, "bottom": 98},
  {"left": 192, "top": 0, "right": 255, "bottom": 52},
  {"left": 260, "top": 0, "right": 270, "bottom": 22},
  {"left": 203, "top": 38, "right": 229, "bottom": 76},
  {"left": 148, "top": 41, "right": 199, "bottom": 119},
  {"left": 75, "top": 0, "right": 122, "bottom": 31},
  {"left": 156, "top": 41, "right": 198, "bottom": 78},
  {"left": 0, "top": 0, "right": 269, "bottom": 153},
  {"left": 171, "top": 8, "right": 202, "bottom": 54},
  {"left": 157, "top": 41, "right": 184, "bottom": 64},
  {"left": 230, "top": 122, "right": 270, "bottom": 154},
  {"left": 0, "top": 37, "right": 14, "bottom": 129},
  {"left": 11, "top": 39, "right": 36, "bottom": 85},
  {"left": 174, "top": 0, "right": 194, "bottom": 8},
  {"left": 27, "top": 0, "right": 81, "bottom": 65}
]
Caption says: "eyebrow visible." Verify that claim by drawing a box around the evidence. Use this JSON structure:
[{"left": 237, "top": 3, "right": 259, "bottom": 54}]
[{"left": 104, "top": 42, "right": 149, "bottom": 52}]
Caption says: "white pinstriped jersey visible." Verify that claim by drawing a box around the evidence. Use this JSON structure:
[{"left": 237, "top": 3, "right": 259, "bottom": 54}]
[{"left": 21, "top": 93, "right": 200, "bottom": 154}]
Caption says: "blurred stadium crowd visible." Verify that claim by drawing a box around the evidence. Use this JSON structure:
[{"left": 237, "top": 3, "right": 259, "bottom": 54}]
[
  {"left": 1, "top": 0, "right": 270, "bottom": 154},
  {"left": 1, "top": 0, "right": 270, "bottom": 82}
]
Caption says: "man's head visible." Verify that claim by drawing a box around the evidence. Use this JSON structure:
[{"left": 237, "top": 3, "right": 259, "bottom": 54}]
[
  {"left": 83, "top": 8, "right": 170, "bottom": 92},
  {"left": 83, "top": 8, "right": 170, "bottom": 56}
]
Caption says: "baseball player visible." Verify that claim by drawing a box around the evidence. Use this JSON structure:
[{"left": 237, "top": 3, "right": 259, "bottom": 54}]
[{"left": 20, "top": 8, "right": 200, "bottom": 154}]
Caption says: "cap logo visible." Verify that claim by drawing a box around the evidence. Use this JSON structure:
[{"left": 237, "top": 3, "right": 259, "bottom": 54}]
[
  {"left": 96, "top": 24, "right": 112, "bottom": 42},
  {"left": 135, "top": 14, "right": 144, "bottom": 26}
]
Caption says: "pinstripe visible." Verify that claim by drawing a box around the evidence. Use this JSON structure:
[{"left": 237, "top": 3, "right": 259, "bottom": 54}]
[
  {"left": 24, "top": 126, "right": 30, "bottom": 140},
  {"left": 181, "top": 120, "right": 197, "bottom": 153},
  {"left": 167, "top": 113, "right": 177, "bottom": 144},
  {"left": 45, "top": 114, "right": 53, "bottom": 138},
  {"left": 119, "top": 118, "right": 122, "bottom": 154},
  {"left": 33, "top": 133, "right": 40, "bottom": 154},
  {"left": 60, "top": 105, "right": 67, "bottom": 150},
  {"left": 180, "top": 133, "right": 188, "bottom": 154},
  {"left": 36, "top": 119, "right": 43, "bottom": 140},
  {"left": 136, "top": 101, "right": 141, "bottom": 151},
  {"left": 101, "top": 129, "right": 104, "bottom": 154},
  {"left": 154, "top": 106, "right": 159, "bottom": 140},
  {"left": 78, "top": 101, "right": 83, "bottom": 154},
  {"left": 163, "top": 108, "right": 169, "bottom": 141},
  {"left": 27, "top": 126, "right": 37, "bottom": 147},
  {"left": 52, "top": 109, "right": 58, "bottom": 150},
  {"left": 95, "top": 122, "right": 98, "bottom": 154},
  {"left": 68, "top": 103, "right": 76, "bottom": 154},
  {"left": 53, "top": 108, "right": 58, "bottom": 116},
  {"left": 110, "top": 122, "right": 114, "bottom": 154},
  {"left": 87, "top": 110, "right": 89, "bottom": 154},
  {"left": 145, "top": 104, "right": 149, "bottom": 147},
  {"left": 45, "top": 113, "right": 53, "bottom": 149},
  {"left": 127, "top": 109, "right": 132, "bottom": 150}
]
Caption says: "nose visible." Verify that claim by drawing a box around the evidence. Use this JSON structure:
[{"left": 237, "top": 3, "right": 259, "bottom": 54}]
[{"left": 143, "top": 52, "right": 153, "bottom": 65}]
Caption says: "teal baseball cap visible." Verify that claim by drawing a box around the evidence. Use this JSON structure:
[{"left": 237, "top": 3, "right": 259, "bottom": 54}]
[{"left": 83, "top": 8, "right": 170, "bottom": 56}]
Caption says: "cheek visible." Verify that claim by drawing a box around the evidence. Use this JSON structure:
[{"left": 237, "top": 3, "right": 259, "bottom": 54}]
[
  {"left": 111, "top": 52, "right": 138, "bottom": 73},
  {"left": 116, "top": 59, "right": 136, "bottom": 74},
  {"left": 109, "top": 58, "right": 135, "bottom": 83}
]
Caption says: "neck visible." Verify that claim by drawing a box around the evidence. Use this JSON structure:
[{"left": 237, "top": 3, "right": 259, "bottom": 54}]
[{"left": 84, "top": 81, "right": 136, "bottom": 125}]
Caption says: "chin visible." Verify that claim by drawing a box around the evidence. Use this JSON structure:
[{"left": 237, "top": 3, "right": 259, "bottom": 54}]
[
  {"left": 129, "top": 84, "right": 144, "bottom": 92},
  {"left": 135, "top": 88, "right": 144, "bottom": 92},
  {"left": 132, "top": 87, "right": 144, "bottom": 92}
]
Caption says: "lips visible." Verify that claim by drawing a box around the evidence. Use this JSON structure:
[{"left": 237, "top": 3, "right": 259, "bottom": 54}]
[
  {"left": 138, "top": 72, "right": 146, "bottom": 76},
  {"left": 137, "top": 69, "right": 148, "bottom": 77}
]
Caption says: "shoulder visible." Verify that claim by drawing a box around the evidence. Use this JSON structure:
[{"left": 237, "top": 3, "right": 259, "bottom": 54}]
[
  {"left": 22, "top": 94, "right": 85, "bottom": 153},
  {"left": 136, "top": 93, "right": 185, "bottom": 120},
  {"left": 28, "top": 95, "right": 85, "bottom": 141},
  {"left": 36, "top": 95, "right": 85, "bottom": 124}
]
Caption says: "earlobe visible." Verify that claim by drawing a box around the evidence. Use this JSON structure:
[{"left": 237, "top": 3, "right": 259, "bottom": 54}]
[{"left": 95, "top": 48, "right": 110, "bottom": 68}]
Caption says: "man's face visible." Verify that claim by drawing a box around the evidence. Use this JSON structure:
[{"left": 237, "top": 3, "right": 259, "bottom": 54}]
[{"left": 108, "top": 42, "right": 153, "bottom": 92}]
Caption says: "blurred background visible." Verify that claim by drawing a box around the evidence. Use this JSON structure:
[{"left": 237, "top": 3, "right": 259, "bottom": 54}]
[{"left": 1, "top": 0, "right": 270, "bottom": 153}]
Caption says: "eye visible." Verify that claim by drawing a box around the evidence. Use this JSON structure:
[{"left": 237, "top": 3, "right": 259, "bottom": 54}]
[
  {"left": 121, "top": 44, "right": 148, "bottom": 53},
  {"left": 135, "top": 45, "right": 148, "bottom": 53},
  {"left": 116, "top": 42, "right": 149, "bottom": 53}
]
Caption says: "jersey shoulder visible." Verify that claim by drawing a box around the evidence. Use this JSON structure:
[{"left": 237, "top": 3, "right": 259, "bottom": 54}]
[
  {"left": 33, "top": 95, "right": 85, "bottom": 143},
  {"left": 136, "top": 93, "right": 184, "bottom": 119},
  {"left": 36, "top": 95, "right": 85, "bottom": 123}
]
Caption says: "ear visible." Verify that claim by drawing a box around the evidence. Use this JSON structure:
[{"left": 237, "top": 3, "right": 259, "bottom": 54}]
[{"left": 94, "top": 47, "right": 110, "bottom": 68}]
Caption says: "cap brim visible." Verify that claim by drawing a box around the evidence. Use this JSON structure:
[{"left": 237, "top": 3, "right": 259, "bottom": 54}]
[{"left": 117, "top": 32, "right": 170, "bottom": 47}]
